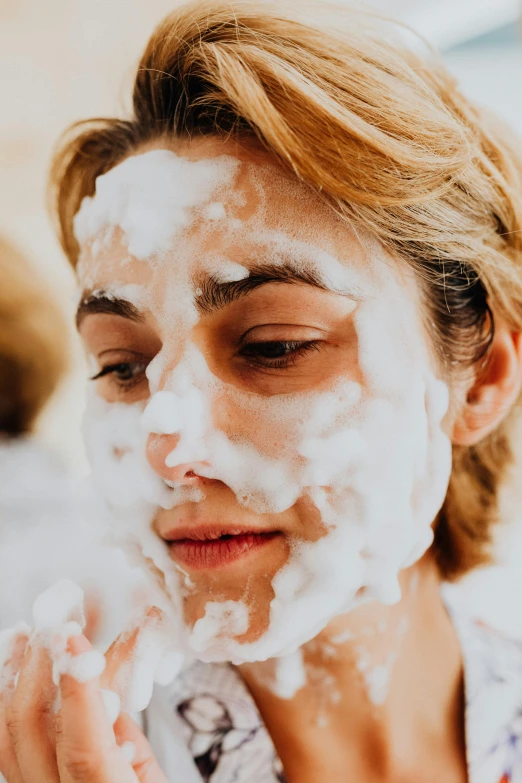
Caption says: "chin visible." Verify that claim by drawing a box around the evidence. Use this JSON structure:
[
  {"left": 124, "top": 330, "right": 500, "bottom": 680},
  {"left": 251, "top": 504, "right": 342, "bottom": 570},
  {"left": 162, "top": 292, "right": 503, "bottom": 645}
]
[{"left": 180, "top": 551, "right": 287, "bottom": 646}]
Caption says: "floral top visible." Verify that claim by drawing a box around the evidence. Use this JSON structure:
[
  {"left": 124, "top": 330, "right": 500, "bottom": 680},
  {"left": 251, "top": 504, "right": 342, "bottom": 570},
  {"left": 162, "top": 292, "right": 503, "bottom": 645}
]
[{"left": 146, "top": 597, "right": 522, "bottom": 783}]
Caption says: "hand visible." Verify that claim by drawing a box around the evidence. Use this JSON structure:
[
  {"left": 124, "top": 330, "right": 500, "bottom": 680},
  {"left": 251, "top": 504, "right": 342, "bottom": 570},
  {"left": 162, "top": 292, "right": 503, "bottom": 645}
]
[{"left": 0, "top": 618, "right": 169, "bottom": 783}]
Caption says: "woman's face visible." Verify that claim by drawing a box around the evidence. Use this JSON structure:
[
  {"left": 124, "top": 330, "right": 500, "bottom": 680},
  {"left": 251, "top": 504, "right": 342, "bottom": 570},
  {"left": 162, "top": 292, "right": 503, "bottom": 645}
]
[{"left": 77, "top": 137, "right": 452, "bottom": 663}]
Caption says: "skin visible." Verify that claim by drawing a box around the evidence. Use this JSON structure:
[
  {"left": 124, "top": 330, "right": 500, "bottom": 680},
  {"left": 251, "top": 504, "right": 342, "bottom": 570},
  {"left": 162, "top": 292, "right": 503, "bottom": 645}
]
[
  {"left": 2, "top": 137, "right": 522, "bottom": 782},
  {"left": 78, "top": 138, "right": 434, "bottom": 643}
]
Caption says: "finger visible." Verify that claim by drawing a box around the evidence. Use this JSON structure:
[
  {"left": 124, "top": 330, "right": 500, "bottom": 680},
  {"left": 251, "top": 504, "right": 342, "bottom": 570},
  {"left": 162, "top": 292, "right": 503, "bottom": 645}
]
[
  {"left": 6, "top": 632, "right": 59, "bottom": 782},
  {"left": 101, "top": 607, "right": 167, "bottom": 712},
  {"left": 56, "top": 634, "right": 137, "bottom": 783},
  {"left": 0, "top": 626, "right": 29, "bottom": 783},
  {"left": 102, "top": 607, "right": 163, "bottom": 686},
  {"left": 114, "top": 712, "right": 168, "bottom": 783}
]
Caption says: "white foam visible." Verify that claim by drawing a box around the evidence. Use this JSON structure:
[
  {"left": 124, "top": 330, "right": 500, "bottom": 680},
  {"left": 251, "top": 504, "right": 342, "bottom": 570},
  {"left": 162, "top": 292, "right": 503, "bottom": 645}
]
[
  {"left": 101, "top": 611, "right": 185, "bottom": 714},
  {"left": 203, "top": 202, "right": 226, "bottom": 221},
  {"left": 273, "top": 649, "right": 306, "bottom": 699},
  {"left": 190, "top": 601, "right": 249, "bottom": 659},
  {"left": 74, "top": 150, "right": 239, "bottom": 261},
  {"left": 77, "top": 146, "right": 453, "bottom": 681},
  {"left": 60, "top": 649, "right": 106, "bottom": 683},
  {"left": 33, "top": 580, "right": 85, "bottom": 630},
  {"left": 101, "top": 688, "right": 121, "bottom": 724},
  {"left": 0, "top": 622, "right": 30, "bottom": 692},
  {"left": 120, "top": 741, "right": 136, "bottom": 763},
  {"left": 210, "top": 259, "right": 249, "bottom": 282},
  {"left": 30, "top": 581, "right": 107, "bottom": 685}
]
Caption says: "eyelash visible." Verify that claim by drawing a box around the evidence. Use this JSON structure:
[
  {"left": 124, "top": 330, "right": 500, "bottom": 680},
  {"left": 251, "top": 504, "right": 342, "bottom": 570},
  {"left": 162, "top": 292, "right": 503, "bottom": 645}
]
[
  {"left": 90, "top": 361, "right": 148, "bottom": 389},
  {"left": 238, "top": 340, "right": 321, "bottom": 368},
  {"left": 91, "top": 341, "right": 321, "bottom": 389}
]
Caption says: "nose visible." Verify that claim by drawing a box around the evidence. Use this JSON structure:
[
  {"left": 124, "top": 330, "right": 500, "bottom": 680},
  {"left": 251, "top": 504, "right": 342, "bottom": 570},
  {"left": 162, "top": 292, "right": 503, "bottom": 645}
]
[{"left": 146, "top": 433, "right": 210, "bottom": 485}]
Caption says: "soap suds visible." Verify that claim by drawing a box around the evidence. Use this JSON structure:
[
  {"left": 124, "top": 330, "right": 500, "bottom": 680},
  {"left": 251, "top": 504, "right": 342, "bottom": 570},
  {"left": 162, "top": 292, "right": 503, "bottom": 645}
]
[
  {"left": 77, "top": 148, "right": 453, "bottom": 692},
  {"left": 273, "top": 649, "right": 306, "bottom": 699},
  {"left": 30, "top": 580, "right": 107, "bottom": 686},
  {"left": 120, "top": 740, "right": 136, "bottom": 763},
  {"left": 0, "top": 622, "right": 30, "bottom": 692},
  {"left": 74, "top": 150, "right": 239, "bottom": 261},
  {"left": 101, "top": 688, "right": 121, "bottom": 724},
  {"left": 203, "top": 201, "right": 226, "bottom": 221},
  {"left": 33, "top": 579, "right": 85, "bottom": 630},
  {"left": 108, "top": 610, "right": 185, "bottom": 713}
]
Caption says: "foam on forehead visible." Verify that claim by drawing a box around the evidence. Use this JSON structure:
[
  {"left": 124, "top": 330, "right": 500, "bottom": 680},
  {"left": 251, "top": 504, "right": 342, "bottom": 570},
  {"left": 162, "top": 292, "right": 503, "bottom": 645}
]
[{"left": 74, "top": 149, "right": 240, "bottom": 261}]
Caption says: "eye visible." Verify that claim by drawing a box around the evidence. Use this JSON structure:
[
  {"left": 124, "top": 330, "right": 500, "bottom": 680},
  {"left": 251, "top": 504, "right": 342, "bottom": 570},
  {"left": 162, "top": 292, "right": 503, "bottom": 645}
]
[
  {"left": 90, "top": 360, "right": 148, "bottom": 387},
  {"left": 238, "top": 340, "right": 321, "bottom": 368}
]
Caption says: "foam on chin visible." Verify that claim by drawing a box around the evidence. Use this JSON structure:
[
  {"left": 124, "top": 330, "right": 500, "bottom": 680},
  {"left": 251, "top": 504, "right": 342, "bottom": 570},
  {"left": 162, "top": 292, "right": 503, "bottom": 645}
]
[{"left": 77, "top": 148, "right": 453, "bottom": 681}]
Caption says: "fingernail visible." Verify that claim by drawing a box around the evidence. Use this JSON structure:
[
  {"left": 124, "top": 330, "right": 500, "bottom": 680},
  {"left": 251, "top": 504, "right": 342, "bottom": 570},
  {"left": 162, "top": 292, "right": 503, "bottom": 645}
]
[{"left": 120, "top": 740, "right": 136, "bottom": 763}]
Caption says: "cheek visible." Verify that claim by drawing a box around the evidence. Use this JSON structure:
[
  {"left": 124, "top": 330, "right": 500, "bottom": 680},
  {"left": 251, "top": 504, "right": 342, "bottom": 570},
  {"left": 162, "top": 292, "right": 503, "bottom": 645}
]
[{"left": 209, "top": 379, "right": 362, "bottom": 466}]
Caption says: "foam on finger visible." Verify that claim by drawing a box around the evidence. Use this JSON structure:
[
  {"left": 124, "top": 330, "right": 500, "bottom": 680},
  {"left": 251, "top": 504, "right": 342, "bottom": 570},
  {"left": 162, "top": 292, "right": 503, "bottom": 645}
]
[
  {"left": 0, "top": 622, "right": 30, "bottom": 692},
  {"left": 101, "top": 688, "right": 121, "bottom": 724},
  {"left": 30, "top": 580, "right": 108, "bottom": 686},
  {"left": 120, "top": 740, "right": 136, "bottom": 763}
]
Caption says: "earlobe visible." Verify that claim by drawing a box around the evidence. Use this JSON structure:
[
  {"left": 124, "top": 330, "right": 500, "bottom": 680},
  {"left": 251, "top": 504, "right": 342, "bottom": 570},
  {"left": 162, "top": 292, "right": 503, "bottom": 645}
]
[{"left": 451, "top": 327, "right": 522, "bottom": 446}]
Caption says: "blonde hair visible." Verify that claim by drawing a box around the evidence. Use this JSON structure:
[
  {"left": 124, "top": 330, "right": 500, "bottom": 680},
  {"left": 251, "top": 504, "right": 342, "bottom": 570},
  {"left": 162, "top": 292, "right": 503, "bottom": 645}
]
[
  {"left": 0, "top": 237, "right": 68, "bottom": 435},
  {"left": 50, "top": 0, "right": 522, "bottom": 578}
]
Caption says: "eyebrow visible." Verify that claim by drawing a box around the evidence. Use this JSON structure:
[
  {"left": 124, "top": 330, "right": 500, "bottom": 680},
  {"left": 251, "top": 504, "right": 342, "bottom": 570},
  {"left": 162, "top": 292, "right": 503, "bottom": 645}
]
[
  {"left": 76, "top": 291, "right": 144, "bottom": 328},
  {"left": 76, "top": 262, "right": 359, "bottom": 327},
  {"left": 195, "top": 262, "right": 356, "bottom": 313}
]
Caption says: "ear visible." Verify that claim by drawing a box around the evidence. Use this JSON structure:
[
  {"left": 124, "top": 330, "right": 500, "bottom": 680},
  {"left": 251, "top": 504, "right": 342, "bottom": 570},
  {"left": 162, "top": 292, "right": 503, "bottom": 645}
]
[{"left": 452, "top": 323, "right": 522, "bottom": 446}]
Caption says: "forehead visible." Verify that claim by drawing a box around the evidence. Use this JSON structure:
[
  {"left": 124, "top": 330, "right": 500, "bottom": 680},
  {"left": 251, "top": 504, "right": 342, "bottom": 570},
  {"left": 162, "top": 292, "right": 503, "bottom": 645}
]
[{"left": 76, "top": 138, "right": 373, "bottom": 290}]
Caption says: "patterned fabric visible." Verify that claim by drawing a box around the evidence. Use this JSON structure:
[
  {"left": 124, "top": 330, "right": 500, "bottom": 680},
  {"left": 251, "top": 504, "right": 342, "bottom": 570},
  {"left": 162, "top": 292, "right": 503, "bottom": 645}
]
[
  {"left": 450, "top": 610, "right": 522, "bottom": 783},
  {"left": 147, "top": 599, "right": 522, "bottom": 783}
]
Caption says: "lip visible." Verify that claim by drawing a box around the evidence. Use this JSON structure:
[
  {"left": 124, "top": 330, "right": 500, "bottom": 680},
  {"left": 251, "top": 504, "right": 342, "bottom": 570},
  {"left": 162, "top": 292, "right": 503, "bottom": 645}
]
[{"left": 162, "top": 525, "right": 281, "bottom": 570}]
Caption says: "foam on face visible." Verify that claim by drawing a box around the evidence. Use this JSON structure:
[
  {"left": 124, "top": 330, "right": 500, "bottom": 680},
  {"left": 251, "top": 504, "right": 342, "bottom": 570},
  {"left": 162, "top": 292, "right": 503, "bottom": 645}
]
[
  {"left": 78, "top": 148, "right": 453, "bottom": 687},
  {"left": 74, "top": 150, "right": 239, "bottom": 261}
]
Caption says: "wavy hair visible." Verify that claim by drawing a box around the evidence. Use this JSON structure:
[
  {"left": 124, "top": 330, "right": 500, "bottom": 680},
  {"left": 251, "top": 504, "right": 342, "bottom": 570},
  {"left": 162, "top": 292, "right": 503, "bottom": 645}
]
[{"left": 50, "top": 0, "right": 522, "bottom": 578}]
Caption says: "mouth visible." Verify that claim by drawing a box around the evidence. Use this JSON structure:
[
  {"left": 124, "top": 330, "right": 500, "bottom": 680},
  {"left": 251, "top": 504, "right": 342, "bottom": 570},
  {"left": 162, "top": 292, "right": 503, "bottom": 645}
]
[{"left": 162, "top": 525, "right": 281, "bottom": 570}]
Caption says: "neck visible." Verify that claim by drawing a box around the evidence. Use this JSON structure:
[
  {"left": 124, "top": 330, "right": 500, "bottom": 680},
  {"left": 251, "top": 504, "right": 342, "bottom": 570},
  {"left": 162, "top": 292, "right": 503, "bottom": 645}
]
[{"left": 239, "top": 555, "right": 467, "bottom": 782}]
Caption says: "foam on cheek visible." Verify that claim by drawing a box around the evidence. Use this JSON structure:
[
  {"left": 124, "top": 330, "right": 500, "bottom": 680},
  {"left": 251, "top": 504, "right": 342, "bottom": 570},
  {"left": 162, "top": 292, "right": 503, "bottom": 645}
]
[{"left": 82, "top": 391, "right": 200, "bottom": 620}]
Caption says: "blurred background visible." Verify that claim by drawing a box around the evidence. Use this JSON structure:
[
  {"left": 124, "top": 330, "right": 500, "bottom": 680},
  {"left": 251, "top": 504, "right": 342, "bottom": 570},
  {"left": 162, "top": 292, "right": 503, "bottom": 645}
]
[{"left": 1, "top": 0, "right": 522, "bottom": 632}]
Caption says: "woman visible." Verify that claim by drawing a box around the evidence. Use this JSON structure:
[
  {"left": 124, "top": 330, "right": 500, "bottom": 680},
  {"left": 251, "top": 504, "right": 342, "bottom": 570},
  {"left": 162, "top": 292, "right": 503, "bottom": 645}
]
[{"left": 2, "top": 1, "right": 522, "bottom": 781}]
